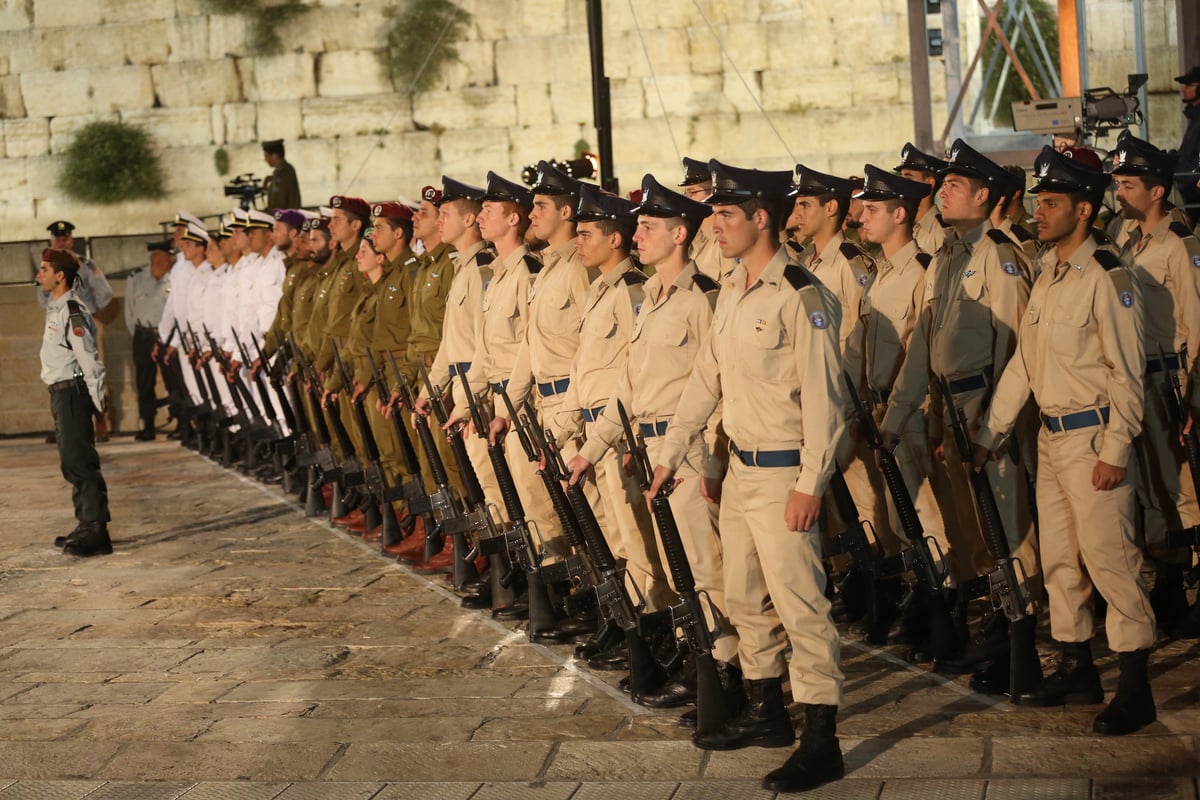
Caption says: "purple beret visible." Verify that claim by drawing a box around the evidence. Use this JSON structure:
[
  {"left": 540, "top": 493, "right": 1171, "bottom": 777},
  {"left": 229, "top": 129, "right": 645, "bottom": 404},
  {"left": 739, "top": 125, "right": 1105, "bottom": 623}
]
[{"left": 274, "top": 208, "right": 307, "bottom": 230}]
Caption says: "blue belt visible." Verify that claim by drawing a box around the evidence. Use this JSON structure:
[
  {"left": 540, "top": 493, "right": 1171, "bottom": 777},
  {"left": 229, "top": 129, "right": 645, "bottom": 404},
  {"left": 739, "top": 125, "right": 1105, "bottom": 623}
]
[
  {"left": 1041, "top": 407, "right": 1110, "bottom": 433},
  {"left": 538, "top": 378, "right": 571, "bottom": 397},
  {"left": 1146, "top": 352, "right": 1182, "bottom": 374},
  {"left": 448, "top": 362, "right": 472, "bottom": 377},
  {"left": 946, "top": 370, "right": 990, "bottom": 395},
  {"left": 490, "top": 380, "right": 510, "bottom": 394},
  {"left": 640, "top": 420, "right": 670, "bottom": 438},
  {"left": 730, "top": 441, "right": 802, "bottom": 468},
  {"left": 580, "top": 406, "right": 606, "bottom": 423}
]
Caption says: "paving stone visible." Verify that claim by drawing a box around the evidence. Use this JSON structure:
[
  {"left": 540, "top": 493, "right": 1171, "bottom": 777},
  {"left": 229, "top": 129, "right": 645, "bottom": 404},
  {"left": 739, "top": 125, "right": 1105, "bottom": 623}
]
[
  {"left": 570, "top": 783, "right": 680, "bottom": 800},
  {"left": 176, "top": 783, "right": 289, "bottom": 800},
  {"left": 990, "top": 736, "right": 1196, "bottom": 777},
  {"left": 1093, "top": 777, "right": 1198, "bottom": 799},
  {"left": 0, "top": 781, "right": 105, "bottom": 800},
  {"left": 198, "top": 716, "right": 484, "bottom": 744},
  {"left": 0, "top": 743, "right": 121, "bottom": 780},
  {"left": 273, "top": 784, "right": 383, "bottom": 800},
  {"left": 672, "top": 780, "right": 778, "bottom": 799},
  {"left": 84, "top": 783, "right": 195, "bottom": 800},
  {"left": 471, "top": 783, "right": 581, "bottom": 800},
  {"left": 471, "top": 715, "right": 624, "bottom": 741},
  {"left": 371, "top": 784, "right": 483, "bottom": 800},
  {"left": 984, "top": 779, "right": 1092, "bottom": 799},
  {"left": 99, "top": 743, "right": 341, "bottom": 782},
  {"left": 880, "top": 780, "right": 985, "bottom": 800},
  {"left": 219, "top": 677, "right": 530, "bottom": 703},
  {"left": 547, "top": 741, "right": 704, "bottom": 781},
  {"left": 305, "top": 698, "right": 586, "bottom": 719},
  {"left": 325, "top": 743, "right": 553, "bottom": 782},
  {"left": 0, "top": 720, "right": 85, "bottom": 741}
]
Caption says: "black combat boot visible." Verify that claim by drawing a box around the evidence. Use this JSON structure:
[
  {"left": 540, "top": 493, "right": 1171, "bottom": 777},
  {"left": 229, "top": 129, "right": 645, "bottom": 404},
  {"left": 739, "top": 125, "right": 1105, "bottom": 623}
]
[
  {"left": 762, "top": 704, "right": 844, "bottom": 793},
  {"left": 1013, "top": 640, "right": 1102, "bottom": 706},
  {"left": 1092, "top": 648, "right": 1156, "bottom": 735},
  {"left": 54, "top": 523, "right": 83, "bottom": 549},
  {"left": 862, "top": 575, "right": 903, "bottom": 646},
  {"left": 831, "top": 566, "right": 869, "bottom": 625},
  {"left": 1149, "top": 564, "right": 1188, "bottom": 637},
  {"left": 61, "top": 521, "right": 113, "bottom": 558},
  {"left": 637, "top": 654, "right": 697, "bottom": 709},
  {"left": 692, "top": 677, "right": 795, "bottom": 751},
  {"left": 679, "top": 660, "right": 747, "bottom": 729}
]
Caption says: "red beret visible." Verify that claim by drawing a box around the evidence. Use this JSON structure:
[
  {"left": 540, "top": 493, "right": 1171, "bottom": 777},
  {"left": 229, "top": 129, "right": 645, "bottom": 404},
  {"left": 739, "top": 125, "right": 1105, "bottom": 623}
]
[
  {"left": 42, "top": 248, "right": 80, "bottom": 272},
  {"left": 372, "top": 202, "right": 414, "bottom": 221},
  {"left": 330, "top": 195, "right": 371, "bottom": 219},
  {"left": 421, "top": 185, "right": 443, "bottom": 204}
]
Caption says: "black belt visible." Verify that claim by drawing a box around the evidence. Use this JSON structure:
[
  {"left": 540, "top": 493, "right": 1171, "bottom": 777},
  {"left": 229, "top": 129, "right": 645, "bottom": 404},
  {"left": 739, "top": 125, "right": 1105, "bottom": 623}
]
[
  {"left": 538, "top": 378, "right": 571, "bottom": 397},
  {"left": 640, "top": 420, "right": 669, "bottom": 438},
  {"left": 448, "top": 362, "right": 471, "bottom": 377},
  {"left": 580, "top": 406, "right": 606, "bottom": 423},
  {"left": 946, "top": 370, "right": 991, "bottom": 395},
  {"left": 730, "top": 440, "right": 802, "bottom": 468},
  {"left": 48, "top": 379, "right": 82, "bottom": 394},
  {"left": 1146, "top": 352, "right": 1183, "bottom": 374},
  {"left": 490, "top": 380, "right": 510, "bottom": 393},
  {"left": 1041, "top": 407, "right": 1110, "bottom": 433}
]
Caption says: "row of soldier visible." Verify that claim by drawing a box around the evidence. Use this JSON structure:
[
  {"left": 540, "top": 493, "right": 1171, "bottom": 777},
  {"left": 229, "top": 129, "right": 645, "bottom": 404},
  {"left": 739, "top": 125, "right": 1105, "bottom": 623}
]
[{"left": 144, "top": 133, "right": 1200, "bottom": 794}]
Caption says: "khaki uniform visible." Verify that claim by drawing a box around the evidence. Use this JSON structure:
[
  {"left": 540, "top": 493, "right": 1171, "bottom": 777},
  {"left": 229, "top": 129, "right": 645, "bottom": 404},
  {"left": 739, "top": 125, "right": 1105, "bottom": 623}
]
[
  {"left": 552, "top": 258, "right": 669, "bottom": 608},
  {"left": 582, "top": 262, "right": 737, "bottom": 660},
  {"left": 1123, "top": 217, "right": 1200, "bottom": 561},
  {"left": 913, "top": 205, "right": 947, "bottom": 257},
  {"left": 660, "top": 246, "right": 846, "bottom": 707},
  {"left": 977, "top": 236, "right": 1153, "bottom": 652},
  {"left": 997, "top": 217, "right": 1040, "bottom": 265},
  {"left": 291, "top": 260, "right": 331, "bottom": 361},
  {"left": 367, "top": 258, "right": 419, "bottom": 479},
  {"left": 843, "top": 241, "right": 943, "bottom": 557},
  {"left": 691, "top": 228, "right": 736, "bottom": 282},
  {"left": 885, "top": 221, "right": 1038, "bottom": 588},
  {"left": 795, "top": 232, "right": 874, "bottom": 355}
]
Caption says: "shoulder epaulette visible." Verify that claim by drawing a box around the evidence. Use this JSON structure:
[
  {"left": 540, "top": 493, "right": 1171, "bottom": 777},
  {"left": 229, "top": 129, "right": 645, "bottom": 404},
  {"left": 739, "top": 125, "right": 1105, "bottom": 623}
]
[
  {"left": 691, "top": 272, "right": 720, "bottom": 293},
  {"left": 1093, "top": 249, "right": 1121, "bottom": 271},
  {"left": 916, "top": 252, "right": 933, "bottom": 269},
  {"left": 1091, "top": 228, "right": 1115, "bottom": 248},
  {"left": 66, "top": 299, "right": 83, "bottom": 315},
  {"left": 1169, "top": 221, "right": 1198, "bottom": 244},
  {"left": 839, "top": 241, "right": 866, "bottom": 262},
  {"left": 986, "top": 229, "right": 1011, "bottom": 246},
  {"left": 475, "top": 251, "right": 495, "bottom": 266},
  {"left": 785, "top": 239, "right": 805, "bottom": 257},
  {"left": 620, "top": 269, "right": 648, "bottom": 286},
  {"left": 782, "top": 263, "right": 812, "bottom": 290},
  {"left": 522, "top": 254, "right": 542, "bottom": 275},
  {"left": 1010, "top": 225, "right": 1033, "bottom": 243},
  {"left": 66, "top": 299, "right": 88, "bottom": 336}
]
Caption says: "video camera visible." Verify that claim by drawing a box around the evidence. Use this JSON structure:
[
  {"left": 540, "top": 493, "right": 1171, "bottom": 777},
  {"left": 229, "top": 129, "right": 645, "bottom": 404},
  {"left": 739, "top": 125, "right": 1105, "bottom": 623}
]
[
  {"left": 1011, "top": 73, "right": 1147, "bottom": 139},
  {"left": 223, "top": 174, "right": 266, "bottom": 210}
]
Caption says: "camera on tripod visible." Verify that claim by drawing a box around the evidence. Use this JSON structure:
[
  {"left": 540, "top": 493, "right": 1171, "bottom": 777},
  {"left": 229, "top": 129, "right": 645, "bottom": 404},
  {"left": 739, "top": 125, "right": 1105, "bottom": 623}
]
[
  {"left": 223, "top": 174, "right": 266, "bottom": 210},
  {"left": 1010, "top": 73, "right": 1147, "bottom": 139}
]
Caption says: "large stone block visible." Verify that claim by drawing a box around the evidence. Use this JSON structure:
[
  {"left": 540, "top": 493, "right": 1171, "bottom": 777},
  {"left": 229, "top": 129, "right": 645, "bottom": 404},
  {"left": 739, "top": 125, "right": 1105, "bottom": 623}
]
[
  {"left": 122, "top": 20, "right": 171, "bottom": 66},
  {"left": 767, "top": 18, "right": 836, "bottom": 70},
  {"left": 122, "top": 107, "right": 215, "bottom": 148},
  {"left": 20, "top": 72, "right": 91, "bottom": 118},
  {"left": 33, "top": 0, "right": 103, "bottom": 27},
  {"left": 49, "top": 113, "right": 120, "bottom": 155},
  {"left": 721, "top": 70, "right": 763, "bottom": 113},
  {"left": 547, "top": 82, "right": 593, "bottom": 127},
  {"left": 245, "top": 53, "right": 317, "bottom": 103},
  {"left": 0, "top": 30, "right": 37, "bottom": 74},
  {"left": 221, "top": 103, "right": 258, "bottom": 144},
  {"left": 3, "top": 118, "right": 50, "bottom": 158},
  {"left": 159, "top": 144, "right": 226, "bottom": 195},
  {"left": 256, "top": 101, "right": 304, "bottom": 144},
  {"left": 612, "top": 117, "right": 691, "bottom": 167},
  {"left": 317, "top": 50, "right": 392, "bottom": 98},
  {"left": 413, "top": 85, "right": 517, "bottom": 131},
  {"left": 0, "top": 0, "right": 32, "bottom": 31},
  {"left": 166, "top": 16, "right": 209, "bottom": 62},
  {"left": 715, "top": 22, "right": 771, "bottom": 74},
  {"left": 151, "top": 60, "right": 242, "bottom": 108},
  {"left": 516, "top": 83, "right": 554, "bottom": 128},
  {"left": 644, "top": 73, "right": 724, "bottom": 117},
  {"left": 494, "top": 35, "right": 590, "bottom": 85},
  {"left": 510, "top": 123, "right": 593, "bottom": 168},
  {"left": 99, "top": 0, "right": 175, "bottom": 24},
  {"left": 761, "top": 66, "right": 852, "bottom": 112},
  {"left": 437, "top": 128, "right": 513, "bottom": 182},
  {"left": 301, "top": 95, "right": 413, "bottom": 140},
  {"left": 611, "top": 77, "right": 648, "bottom": 122},
  {"left": 468, "top": 0, "right": 568, "bottom": 39},
  {"left": 90, "top": 66, "right": 157, "bottom": 114},
  {"left": 439, "top": 39, "right": 496, "bottom": 92},
  {"left": 687, "top": 26, "right": 722, "bottom": 75},
  {"left": 605, "top": 28, "right": 691, "bottom": 81},
  {"left": 60, "top": 25, "right": 132, "bottom": 70},
  {"left": 207, "top": 12, "right": 247, "bottom": 59},
  {"left": 332, "top": 132, "right": 440, "bottom": 199},
  {"left": 853, "top": 65, "right": 903, "bottom": 106},
  {"left": 0, "top": 75, "right": 25, "bottom": 118},
  {"left": 282, "top": 137, "right": 342, "bottom": 203},
  {"left": 302, "top": 5, "right": 388, "bottom": 53}
]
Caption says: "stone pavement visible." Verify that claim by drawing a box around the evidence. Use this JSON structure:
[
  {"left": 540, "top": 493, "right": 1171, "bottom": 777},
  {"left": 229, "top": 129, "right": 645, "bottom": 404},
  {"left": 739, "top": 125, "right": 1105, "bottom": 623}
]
[{"left": 0, "top": 437, "right": 1198, "bottom": 800}]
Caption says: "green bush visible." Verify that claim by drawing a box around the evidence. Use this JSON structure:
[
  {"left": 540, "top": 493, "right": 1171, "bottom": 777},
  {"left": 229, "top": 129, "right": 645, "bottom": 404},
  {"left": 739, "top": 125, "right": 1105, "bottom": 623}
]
[
  {"left": 383, "top": 0, "right": 472, "bottom": 94},
  {"left": 58, "top": 121, "right": 167, "bottom": 205},
  {"left": 204, "top": 0, "right": 310, "bottom": 55},
  {"left": 214, "top": 147, "right": 231, "bottom": 176}
]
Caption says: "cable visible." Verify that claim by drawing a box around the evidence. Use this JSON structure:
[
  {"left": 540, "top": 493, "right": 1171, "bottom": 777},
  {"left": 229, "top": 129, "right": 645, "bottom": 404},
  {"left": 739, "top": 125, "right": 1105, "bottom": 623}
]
[
  {"left": 342, "top": 11, "right": 459, "bottom": 193},
  {"left": 691, "top": 0, "right": 795, "bottom": 162},
  {"left": 629, "top": 0, "right": 682, "bottom": 163}
]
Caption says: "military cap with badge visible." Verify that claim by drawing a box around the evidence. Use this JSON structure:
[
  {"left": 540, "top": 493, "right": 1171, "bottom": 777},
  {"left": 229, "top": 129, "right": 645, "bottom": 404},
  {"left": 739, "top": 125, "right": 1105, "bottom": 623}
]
[{"left": 480, "top": 172, "right": 534, "bottom": 211}]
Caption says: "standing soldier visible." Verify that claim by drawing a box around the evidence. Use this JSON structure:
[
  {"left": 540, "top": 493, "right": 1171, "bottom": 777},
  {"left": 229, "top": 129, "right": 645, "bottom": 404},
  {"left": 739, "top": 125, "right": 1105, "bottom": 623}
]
[
  {"left": 262, "top": 139, "right": 301, "bottom": 211},
  {"left": 895, "top": 144, "right": 949, "bottom": 256},
  {"left": 37, "top": 249, "right": 112, "bottom": 557},
  {"left": 974, "top": 146, "right": 1155, "bottom": 736},
  {"left": 1111, "top": 132, "right": 1200, "bottom": 635},
  {"left": 649, "top": 161, "right": 847, "bottom": 793},
  {"left": 125, "top": 241, "right": 175, "bottom": 441},
  {"left": 678, "top": 157, "right": 736, "bottom": 281}
]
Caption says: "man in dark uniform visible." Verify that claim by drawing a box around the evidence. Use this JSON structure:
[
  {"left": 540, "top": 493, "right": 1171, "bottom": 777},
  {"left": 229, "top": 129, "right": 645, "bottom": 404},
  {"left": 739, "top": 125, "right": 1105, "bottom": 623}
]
[
  {"left": 36, "top": 249, "right": 112, "bottom": 557},
  {"left": 1175, "top": 67, "right": 1200, "bottom": 215},
  {"left": 124, "top": 241, "right": 174, "bottom": 440},
  {"left": 262, "top": 139, "right": 302, "bottom": 211}
]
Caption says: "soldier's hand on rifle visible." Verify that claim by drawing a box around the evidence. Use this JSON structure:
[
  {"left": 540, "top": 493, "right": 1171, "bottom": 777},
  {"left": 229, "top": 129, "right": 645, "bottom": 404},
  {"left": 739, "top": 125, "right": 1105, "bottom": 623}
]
[
  {"left": 488, "top": 416, "right": 509, "bottom": 446},
  {"left": 1184, "top": 408, "right": 1199, "bottom": 442},
  {"left": 323, "top": 389, "right": 336, "bottom": 407},
  {"left": 249, "top": 357, "right": 263, "bottom": 380},
  {"left": 1092, "top": 460, "right": 1126, "bottom": 491},
  {"left": 647, "top": 465, "right": 678, "bottom": 511},
  {"left": 970, "top": 443, "right": 992, "bottom": 472},
  {"left": 412, "top": 395, "right": 431, "bottom": 418},
  {"left": 163, "top": 345, "right": 176, "bottom": 365},
  {"left": 566, "top": 454, "right": 591, "bottom": 487},
  {"left": 444, "top": 412, "right": 467, "bottom": 435},
  {"left": 621, "top": 452, "right": 635, "bottom": 477},
  {"left": 785, "top": 490, "right": 821, "bottom": 532},
  {"left": 700, "top": 476, "right": 723, "bottom": 504},
  {"left": 930, "top": 435, "right": 945, "bottom": 461},
  {"left": 351, "top": 383, "right": 367, "bottom": 402},
  {"left": 151, "top": 342, "right": 161, "bottom": 361}
]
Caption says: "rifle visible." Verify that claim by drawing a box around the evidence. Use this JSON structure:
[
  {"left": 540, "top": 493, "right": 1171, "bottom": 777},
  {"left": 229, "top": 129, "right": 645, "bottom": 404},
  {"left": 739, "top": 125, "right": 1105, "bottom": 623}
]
[
  {"left": 619, "top": 401, "right": 727, "bottom": 735},
  {"left": 1157, "top": 346, "right": 1200, "bottom": 548},
  {"left": 332, "top": 341, "right": 397, "bottom": 536},
  {"left": 418, "top": 361, "right": 487, "bottom": 512},
  {"left": 167, "top": 321, "right": 211, "bottom": 451},
  {"left": 942, "top": 375, "right": 1041, "bottom": 695},
  {"left": 288, "top": 334, "right": 339, "bottom": 479},
  {"left": 379, "top": 351, "right": 444, "bottom": 554},
  {"left": 252, "top": 332, "right": 298, "bottom": 435},
  {"left": 233, "top": 327, "right": 283, "bottom": 438},
  {"left": 319, "top": 343, "right": 365, "bottom": 490}
]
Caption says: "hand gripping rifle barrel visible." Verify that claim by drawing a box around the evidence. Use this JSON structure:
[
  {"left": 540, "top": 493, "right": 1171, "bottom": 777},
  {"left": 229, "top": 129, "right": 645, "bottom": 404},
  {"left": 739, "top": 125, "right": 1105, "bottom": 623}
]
[
  {"left": 253, "top": 332, "right": 297, "bottom": 432},
  {"left": 418, "top": 360, "right": 486, "bottom": 509},
  {"left": 1158, "top": 346, "right": 1200, "bottom": 548}
]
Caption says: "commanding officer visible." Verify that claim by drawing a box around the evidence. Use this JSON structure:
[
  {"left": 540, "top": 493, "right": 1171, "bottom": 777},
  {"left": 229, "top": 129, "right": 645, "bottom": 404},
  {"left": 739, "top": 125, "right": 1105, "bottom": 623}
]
[
  {"left": 262, "top": 139, "right": 301, "bottom": 210},
  {"left": 1111, "top": 132, "right": 1200, "bottom": 634},
  {"left": 124, "top": 241, "right": 174, "bottom": 440},
  {"left": 649, "top": 161, "right": 847, "bottom": 793},
  {"left": 37, "top": 249, "right": 112, "bottom": 557},
  {"left": 678, "top": 156, "right": 736, "bottom": 281},
  {"left": 568, "top": 174, "right": 739, "bottom": 710},
  {"left": 895, "top": 144, "right": 948, "bottom": 256},
  {"left": 884, "top": 140, "right": 1037, "bottom": 626},
  {"left": 973, "top": 146, "right": 1155, "bottom": 736}
]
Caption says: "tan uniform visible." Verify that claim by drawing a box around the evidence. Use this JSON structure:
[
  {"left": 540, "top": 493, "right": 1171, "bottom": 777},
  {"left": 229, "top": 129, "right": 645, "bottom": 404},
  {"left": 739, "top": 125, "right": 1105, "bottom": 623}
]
[
  {"left": 913, "top": 205, "right": 946, "bottom": 257},
  {"left": 691, "top": 227, "right": 736, "bottom": 282},
  {"left": 843, "top": 241, "right": 942, "bottom": 557},
  {"left": 293, "top": 259, "right": 333, "bottom": 361},
  {"left": 659, "top": 246, "right": 846, "bottom": 706},
  {"left": 552, "top": 258, "right": 668, "bottom": 607},
  {"left": 885, "top": 221, "right": 1037, "bottom": 587},
  {"left": 795, "top": 232, "right": 874, "bottom": 355},
  {"left": 1123, "top": 217, "right": 1200, "bottom": 561},
  {"left": 582, "top": 262, "right": 737, "bottom": 660},
  {"left": 997, "top": 217, "right": 1040, "bottom": 265},
  {"left": 977, "top": 236, "right": 1153, "bottom": 652}
]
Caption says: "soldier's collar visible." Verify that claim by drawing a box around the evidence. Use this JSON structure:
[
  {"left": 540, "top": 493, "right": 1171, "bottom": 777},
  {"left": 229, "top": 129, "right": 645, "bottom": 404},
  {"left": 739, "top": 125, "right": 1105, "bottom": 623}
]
[
  {"left": 600, "top": 257, "right": 635, "bottom": 287},
  {"left": 816, "top": 232, "right": 845, "bottom": 267}
]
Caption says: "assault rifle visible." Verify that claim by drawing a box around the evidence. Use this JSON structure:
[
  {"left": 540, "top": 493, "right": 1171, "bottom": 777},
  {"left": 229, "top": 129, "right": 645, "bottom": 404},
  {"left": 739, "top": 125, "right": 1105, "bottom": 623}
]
[{"left": 1158, "top": 347, "right": 1200, "bottom": 548}]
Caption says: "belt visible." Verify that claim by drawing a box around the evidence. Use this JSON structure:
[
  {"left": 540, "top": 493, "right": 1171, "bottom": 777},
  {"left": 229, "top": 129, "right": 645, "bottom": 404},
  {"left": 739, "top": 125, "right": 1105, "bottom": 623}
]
[
  {"left": 730, "top": 440, "right": 802, "bottom": 468},
  {"left": 538, "top": 378, "right": 571, "bottom": 397},
  {"left": 580, "top": 406, "right": 606, "bottom": 423},
  {"left": 640, "top": 420, "right": 670, "bottom": 438},
  {"left": 869, "top": 388, "right": 891, "bottom": 405},
  {"left": 490, "top": 380, "right": 510, "bottom": 393},
  {"left": 448, "top": 362, "right": 472, "bottom": 377},
  {"left": 1146, "top": 352, "right": 1183, "bottom": 374},
  {"left": 1041, "top": 407, "right": 1110, "bottom": 433},
  {"left": 945, "top": 370, "right": 991, "bottom": 395},
  {"left": 48, "top": 379, "right": 81, "bottom": 394}
]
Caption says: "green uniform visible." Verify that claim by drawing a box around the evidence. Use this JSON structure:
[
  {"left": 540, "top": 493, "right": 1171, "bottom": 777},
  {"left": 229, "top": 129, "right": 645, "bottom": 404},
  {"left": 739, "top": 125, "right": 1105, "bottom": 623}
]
[{"left": 408, "top": 241, "right": 457, "bottom": 366}]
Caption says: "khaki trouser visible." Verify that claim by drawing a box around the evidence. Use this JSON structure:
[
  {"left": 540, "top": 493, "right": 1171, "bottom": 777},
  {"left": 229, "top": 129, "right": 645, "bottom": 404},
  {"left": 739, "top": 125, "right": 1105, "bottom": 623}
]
[
  {"left": 645, "top": 433, "right": 738, "bottom": 663},
  {"left": 721, "top": 459, "right": 843, "bottom": 706},
  {"left": 1136, "top": 373, "right": 1199, "bottom": 565},
  {"left": 418, "top": 352, "right": 465, "bottom": 497},
  {"left": 462, "top": 395, "right": 505, "bottom": 523},
  {"left": 1037, "top": 425, "right": 1155, "bottom": 651},
  {"left": 363, "top": 386, "right": 402, "bottom": 477}
]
